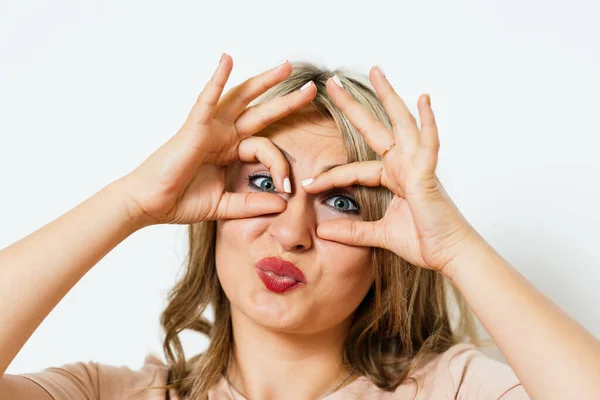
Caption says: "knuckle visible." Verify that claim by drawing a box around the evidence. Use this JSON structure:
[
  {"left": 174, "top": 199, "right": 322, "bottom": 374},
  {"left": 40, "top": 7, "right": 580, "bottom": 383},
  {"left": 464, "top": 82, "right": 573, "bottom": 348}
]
[
  {"left": 285, "top": 99, "right": 296, "bottom": 114},
  {"left": 319, "top": 169, "right": 333, "bottom": 182},
  {"left": 351, "top": 222, "right": 364, "bottom": 243},
  {"left": 350, "top": 222, "right": 357, "bottom": 241},
  {"left": 252, "top": 136, "right": 268, "bottom": 145},
  {"left": 201, "top": 95, "right": 219, "bottom": 108},
  {"left": 380, "top": 91, "right": 395, "bottom": 105},
  {"left": 259, "top": 77, "right": 271, "bottom": 93},
  {"left": 216, "top": 193, "right": 230, "bottom": 219},
  {"left": 243, "top": 193, "right": 251, "bottom": 211},
  {"left": 234, "top": 88, "right": 253, "bottom": 107},
  {"left": 258, "top": 110, "right": 275, "bottom": 127},
  {"left": 355, "top": 123, "right": 369, "bottom": 137},
  {"left": 337, "top": 99, "right": 350, "bottom": 113},
  {"left": 211, "top": 77, "right": 226, "bottom": 92}
]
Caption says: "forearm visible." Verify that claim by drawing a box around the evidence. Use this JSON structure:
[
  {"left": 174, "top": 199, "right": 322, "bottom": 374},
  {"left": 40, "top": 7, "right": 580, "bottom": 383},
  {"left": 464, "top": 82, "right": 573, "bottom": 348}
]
[
  {"left": 444, "top": 231, "right": 600, "bottom": 399},
  {"left": 0, "top": 179, "right": 143, "bottom": 376}
]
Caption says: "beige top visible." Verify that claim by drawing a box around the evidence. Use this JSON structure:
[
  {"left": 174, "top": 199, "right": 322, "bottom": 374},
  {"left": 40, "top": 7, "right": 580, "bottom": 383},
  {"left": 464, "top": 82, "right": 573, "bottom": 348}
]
[{"left": 20, "top": 343, "right": 529, "bottom": 399}]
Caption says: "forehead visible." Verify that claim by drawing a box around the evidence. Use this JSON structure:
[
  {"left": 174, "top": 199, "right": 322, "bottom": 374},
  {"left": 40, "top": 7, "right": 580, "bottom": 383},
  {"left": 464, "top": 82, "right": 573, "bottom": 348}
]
[{"left": 255, "top": 108, "right": 348, "bottom": 167}]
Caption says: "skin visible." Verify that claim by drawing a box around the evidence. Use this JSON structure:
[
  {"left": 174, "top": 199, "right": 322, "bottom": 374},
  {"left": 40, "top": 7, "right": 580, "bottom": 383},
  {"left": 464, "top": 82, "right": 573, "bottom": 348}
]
[
  {"left": 215, "top": 112, "right": 373, "bottom": 399},
  {"left": 301, "top": 69, "right": 600, "bottom": 399},
  {"left": 0, "top": 55, "right": 321, "bottom": 396},
  {"left": 1, "top": 55, "right": 598, "bottom": 399}
]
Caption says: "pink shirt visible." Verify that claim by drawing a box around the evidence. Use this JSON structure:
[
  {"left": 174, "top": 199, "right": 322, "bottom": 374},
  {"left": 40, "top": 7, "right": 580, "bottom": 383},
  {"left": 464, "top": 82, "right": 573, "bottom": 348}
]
[{"left": 20, "top": 343, "right": 529, "bottom": 399}]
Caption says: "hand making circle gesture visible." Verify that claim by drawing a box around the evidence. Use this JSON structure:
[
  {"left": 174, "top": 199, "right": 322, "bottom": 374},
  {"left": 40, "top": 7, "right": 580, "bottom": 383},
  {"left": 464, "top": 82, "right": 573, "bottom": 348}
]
[
  {"left": 118, "top": 55, "right": 317, "bottom": 226},
  {"left": 302, "top": 68, "right": 477, "bottom": 276}
]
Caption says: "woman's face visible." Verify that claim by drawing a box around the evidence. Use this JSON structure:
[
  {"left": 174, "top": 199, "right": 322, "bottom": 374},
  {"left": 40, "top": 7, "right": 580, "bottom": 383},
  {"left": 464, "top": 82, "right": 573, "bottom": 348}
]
[{"left": 216, "top": 110, "right": 373, "bottom": 334}]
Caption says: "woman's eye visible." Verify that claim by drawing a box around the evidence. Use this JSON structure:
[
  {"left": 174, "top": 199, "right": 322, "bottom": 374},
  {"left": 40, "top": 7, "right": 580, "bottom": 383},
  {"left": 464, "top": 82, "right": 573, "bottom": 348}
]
[
  {"left": 325, "top": 195, "right": 360, "bottom": 214},
  {"left": 247, "top": 175, "right": 357, "bottom": 213},
  {"left": 249, "top": 175, "right": 277, "bottom": 192}
]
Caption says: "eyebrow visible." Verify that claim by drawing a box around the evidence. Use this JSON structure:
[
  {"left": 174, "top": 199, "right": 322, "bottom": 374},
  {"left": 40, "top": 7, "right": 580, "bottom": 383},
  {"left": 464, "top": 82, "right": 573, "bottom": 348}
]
[
  {"left": 274, "top": 145, "right": 297, "bottom": 164},
  {"left": 320, "top": 164, "right": 343, "bottom": 174},
  {"left": 274, "top": 145, "right": 344, "bottom": 175}
]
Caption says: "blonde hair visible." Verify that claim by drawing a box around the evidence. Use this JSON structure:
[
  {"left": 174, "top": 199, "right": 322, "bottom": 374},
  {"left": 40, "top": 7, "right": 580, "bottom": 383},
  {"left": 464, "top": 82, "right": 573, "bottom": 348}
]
[{"left": 152, "top": 62, "right": 492, "bottom": 399}]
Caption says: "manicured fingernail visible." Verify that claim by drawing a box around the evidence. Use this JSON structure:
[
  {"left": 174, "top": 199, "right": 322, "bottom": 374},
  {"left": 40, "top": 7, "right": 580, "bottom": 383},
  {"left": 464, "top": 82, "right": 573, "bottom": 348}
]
[
  {"left": 300, "top": 81, "right": 313, "bottom": 91},
  {"left": 377, "top": 65, "right": 386, "bottom": 77},
  {"left": 301, "top": 178, "right": 314, "bottom": 187},
  {"left": 284, "top": 177, "right": 292, "bottom": 193},
  {"left": 332, "top": 75, "right": 343, "bottom": 88},
  {"left": 274, "top": 60, "right": 288, "bottom": 69}
]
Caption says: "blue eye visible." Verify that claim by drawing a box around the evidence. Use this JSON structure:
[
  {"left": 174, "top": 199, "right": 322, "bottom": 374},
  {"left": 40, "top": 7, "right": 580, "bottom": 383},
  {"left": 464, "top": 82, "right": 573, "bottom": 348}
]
[
  {"left": 325, "top": 195, "right": 360, "bottom": 214},
  {"left": 248, "top": 174, "right": 278, "bottom": 192},
  {"left": 247, "top": 174, "right": 359, "bottom": 214}
]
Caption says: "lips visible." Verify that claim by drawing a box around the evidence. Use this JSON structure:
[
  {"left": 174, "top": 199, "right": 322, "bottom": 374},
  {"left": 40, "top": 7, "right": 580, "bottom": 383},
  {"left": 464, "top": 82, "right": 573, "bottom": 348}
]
[{"left": 255, "top": 257, "right": 307, "bottom": 293}]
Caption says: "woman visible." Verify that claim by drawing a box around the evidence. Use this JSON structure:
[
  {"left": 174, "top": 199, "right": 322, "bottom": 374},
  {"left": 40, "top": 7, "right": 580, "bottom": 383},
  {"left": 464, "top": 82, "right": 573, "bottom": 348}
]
[{"left": 0, "top": 54, "right": 598, "bottom": 399}]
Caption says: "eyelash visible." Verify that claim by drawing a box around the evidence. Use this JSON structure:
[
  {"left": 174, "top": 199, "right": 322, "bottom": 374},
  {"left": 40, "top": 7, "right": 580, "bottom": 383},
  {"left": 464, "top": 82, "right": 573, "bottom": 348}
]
[{"left": 246, "top": 173, "right": 361, "bottom": 215}]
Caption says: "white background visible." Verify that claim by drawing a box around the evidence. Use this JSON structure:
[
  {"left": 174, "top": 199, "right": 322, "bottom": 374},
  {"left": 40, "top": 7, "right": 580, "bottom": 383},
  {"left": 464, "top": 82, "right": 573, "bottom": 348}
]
[{"left": 1, "top": 0, "right": 599, "bottom": 374}]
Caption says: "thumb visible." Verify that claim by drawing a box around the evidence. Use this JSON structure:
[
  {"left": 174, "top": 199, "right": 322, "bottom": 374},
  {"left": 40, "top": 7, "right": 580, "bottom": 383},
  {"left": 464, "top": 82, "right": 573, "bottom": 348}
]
[
  {"left": 316, "top": 220, "right": 382, "bottom": 248},
  {"left": 216, "top": 192, "right": 286, "bottom": 219}
]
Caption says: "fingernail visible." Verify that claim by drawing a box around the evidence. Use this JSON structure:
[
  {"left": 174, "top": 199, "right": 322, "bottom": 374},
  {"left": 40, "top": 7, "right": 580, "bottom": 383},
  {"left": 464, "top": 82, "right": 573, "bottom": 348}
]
[
  {"left": 274, "top": 60, "right": 288, "bottom": 69},
  {"left": 284, "top": 177, "right": 292, "bottom": 193},
  {"left": 300, "top": 81, "right": 313, "bottom": 91},
  {"left": 219, "top": 53, "right": 227, "bottom": 65},
  {"left": 301, "top": 178, "right": 314, "bottom": 187},
  {"left": 332, "top": 75, "right": 343, "bottom": 88},
  {"left": 426, "top": 94, "right": 431, "bottom": 106},
  {"left": 377, "top": 65, "right": 385, "bottom": 77}
]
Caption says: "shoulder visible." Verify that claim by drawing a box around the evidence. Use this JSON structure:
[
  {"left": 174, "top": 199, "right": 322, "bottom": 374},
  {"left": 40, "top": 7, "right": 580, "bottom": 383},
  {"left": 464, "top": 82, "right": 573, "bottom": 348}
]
[
  {"left": 424, "top": 342, "right": 529, "bottom": 399},
  {"left": 20, "top": 353, "right": 176, "bottom": 400},
  {"left": 337, "top": 343, "right": 529, "bottom": 399}
]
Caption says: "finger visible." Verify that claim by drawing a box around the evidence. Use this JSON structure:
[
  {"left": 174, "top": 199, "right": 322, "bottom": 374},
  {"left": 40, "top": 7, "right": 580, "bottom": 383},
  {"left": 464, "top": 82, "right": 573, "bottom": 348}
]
[
  {"left": 238, "top": 136, "right": 291, "bottom": 194},
  {"left": 235, "top": 81, "right": 317, "bottom": 137},
  {"left": 216, "top": 61, "right": 293, "bottom": 122},
  {"left": 187, "top": 53, "right": 234, "bottom": 125},
  {"left": 415, "top": 94, "right": 440, "bottom": 177},
  {"left": 216, "top": 192, "right": 286, "bottom": 219},
  {"left": 368, "top": 66, "right": 420, "bottom": 154},
  {"left": 301, "top": 161, "right": 389, "bottom": 194},
  {"left": 317, "top": 219, "right": 383, "bottom": 248},
  {"left": 325, "top": 76, "right": 395, "bottom": 157}
]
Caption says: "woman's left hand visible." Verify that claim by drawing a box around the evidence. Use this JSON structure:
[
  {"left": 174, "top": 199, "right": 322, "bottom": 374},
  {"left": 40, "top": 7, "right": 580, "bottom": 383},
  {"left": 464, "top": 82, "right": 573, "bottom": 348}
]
[{"left": 302, "top": 68, "right": 478, "bottom": 276}]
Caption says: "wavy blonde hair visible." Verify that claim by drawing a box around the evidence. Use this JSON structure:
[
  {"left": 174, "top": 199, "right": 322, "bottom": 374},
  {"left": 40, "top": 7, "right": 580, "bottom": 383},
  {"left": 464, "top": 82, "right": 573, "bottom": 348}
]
[{"left": 152, "top": 62, "right": 492, "bottom": 399}]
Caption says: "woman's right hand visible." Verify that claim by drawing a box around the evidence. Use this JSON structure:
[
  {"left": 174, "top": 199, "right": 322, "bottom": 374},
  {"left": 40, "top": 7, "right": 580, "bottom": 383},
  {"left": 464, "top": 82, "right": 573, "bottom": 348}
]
[{"left": 116, "top": 54, "right": 317, "bottom": 227}]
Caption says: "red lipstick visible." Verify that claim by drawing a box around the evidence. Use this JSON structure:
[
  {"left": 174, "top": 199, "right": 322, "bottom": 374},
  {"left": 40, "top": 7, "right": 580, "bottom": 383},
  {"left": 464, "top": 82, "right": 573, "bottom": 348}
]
[{"left": 255, "top": 257, "right": 307, "bottom": 293}]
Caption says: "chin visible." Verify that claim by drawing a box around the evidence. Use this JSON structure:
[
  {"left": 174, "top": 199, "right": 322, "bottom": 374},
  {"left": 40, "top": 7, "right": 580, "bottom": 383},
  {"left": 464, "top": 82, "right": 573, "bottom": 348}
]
[{"left": 237, "top": 287, "right": 314, "bottom": 332}]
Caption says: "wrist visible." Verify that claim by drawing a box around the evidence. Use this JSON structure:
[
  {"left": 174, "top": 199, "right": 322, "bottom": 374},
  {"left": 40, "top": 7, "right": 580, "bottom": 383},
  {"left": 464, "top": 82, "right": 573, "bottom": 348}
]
[
  {"left": 440, "top": 229, "right": 492, "bottom": 283},
  {"left": 104, "top": 178, "right": 152, "bottom": 233}
]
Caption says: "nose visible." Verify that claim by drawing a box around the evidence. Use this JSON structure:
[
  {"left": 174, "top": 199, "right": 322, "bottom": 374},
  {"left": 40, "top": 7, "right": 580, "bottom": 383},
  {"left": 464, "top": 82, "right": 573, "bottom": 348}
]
[{"left": 267, "top": 195, "right": 314, "bottom": 252}]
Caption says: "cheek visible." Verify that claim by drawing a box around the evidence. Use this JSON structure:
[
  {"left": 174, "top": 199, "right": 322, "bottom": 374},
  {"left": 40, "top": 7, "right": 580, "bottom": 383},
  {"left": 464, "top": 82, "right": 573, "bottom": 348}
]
[
  {"left": 216, "top": 217, "right": 266, "bottom": 249},
  {"left": 316, "top": 240, "right": 373, "bottom": 294},
  {"left": 215, "top": 218, "right": 267, "bottom": 284},
  {"left": 314, "top": 210, "right": 371, "bottom": 283}
]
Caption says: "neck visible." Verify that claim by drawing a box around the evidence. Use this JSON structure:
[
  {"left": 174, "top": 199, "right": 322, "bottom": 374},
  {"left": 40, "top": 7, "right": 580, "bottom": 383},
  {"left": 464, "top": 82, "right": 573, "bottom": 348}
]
[{"left": 225, "top": 306, "right": 355, "bottom": 400}]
